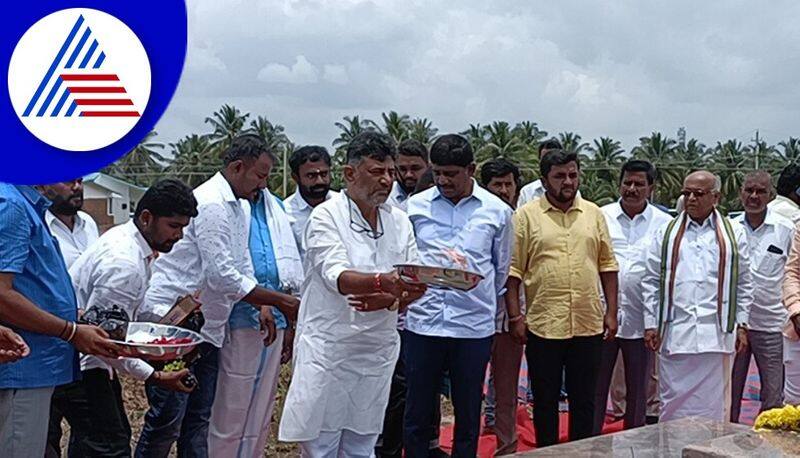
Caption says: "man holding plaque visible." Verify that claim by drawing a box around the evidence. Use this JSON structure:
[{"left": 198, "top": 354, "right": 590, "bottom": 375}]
[
  {"left": 403, "top": 134, "right": 513, "bottom": 457},
  {"left": 278, "top": 131, "right": 426, "bottom": 456}
]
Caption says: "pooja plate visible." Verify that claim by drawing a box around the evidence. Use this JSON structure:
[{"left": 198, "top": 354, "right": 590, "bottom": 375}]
[
  {"left": 395, "top": 264, "right": 484, "bottom": 291},
  {"left": 112, "top": 322, "right": 204, "bottom": 361}
]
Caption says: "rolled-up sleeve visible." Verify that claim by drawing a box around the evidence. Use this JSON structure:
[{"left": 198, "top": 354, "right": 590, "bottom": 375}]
[
  {"left": 508, "top": 210, "right": 529, "bottom": 281},
  {"left": 195, "top": 202, "right": 257, "bottom": 303},
  {"left": 305, "top": 207, "right": 351, "bottom": 293},
  {"left": 0, "top": 198, "right": 30, "bottom": 274},
  {"left": 596, "top": 212, "right": 619, "bottom": 273}
]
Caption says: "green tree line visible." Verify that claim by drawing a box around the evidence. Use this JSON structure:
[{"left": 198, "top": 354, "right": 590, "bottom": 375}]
[{"left": 105, "top": 105, "right": 800, "bottom": 212}]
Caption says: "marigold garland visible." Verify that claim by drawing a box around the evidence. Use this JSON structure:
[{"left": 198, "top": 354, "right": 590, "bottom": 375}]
[{"left": 753, "top": 404, "right": 800, "bottom": 432}]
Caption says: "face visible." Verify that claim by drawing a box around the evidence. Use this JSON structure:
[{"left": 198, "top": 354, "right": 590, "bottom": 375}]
[
  {"left": 139, "top": 212, "right": 191, "bottom": 253},
  {"left": 343, "top": 156, "right": 395, "bottom": 207},
  {"left": 542, "top": 161, "right": 579, "bottom": 203},
  {"left": 681, "top": 173, "right": 719, "bottom": 221},
  {"left": 486, "top": 173, "right": 518, "bottom": 207},
  {"left": 740, "top": 176, "right": 773, "bottom": 215},
  {"left": 619, "top": 171, "right": 652, "bottom": 209},
  {"left": 395, "top": 154, "right": 428, "bottom": 194},
  {"left": 294, "top": 160, "right": 331, "bottom": 201},
  {"left": 433, "top": 164, "right": 476, "bottom": 200},
  {"left": 41, "top": 179, "right": 84, "bottom": 215},
  {"left": 229, "top": 153, "right": 273, "bottom": 201}
]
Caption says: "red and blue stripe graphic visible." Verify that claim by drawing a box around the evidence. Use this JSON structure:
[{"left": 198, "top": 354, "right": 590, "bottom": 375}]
[{"left": 22, "top": 15, "right": 140, "bottom": 118}]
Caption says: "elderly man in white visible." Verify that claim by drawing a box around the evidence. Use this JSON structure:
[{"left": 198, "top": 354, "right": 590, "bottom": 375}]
[
  {"left": 642, "top": 170, "right": 753, "bottom": 422},
  {"left": 279, "top": 131, "right": 426, "bottom": 457}
]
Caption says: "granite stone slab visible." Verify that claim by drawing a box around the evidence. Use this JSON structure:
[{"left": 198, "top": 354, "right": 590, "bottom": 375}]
[
  {"left": 514, "top": 417, "right": 749, "bottom": 457},
  {"left": 682, "top": 429, "right": 800, "bottom": 457}
]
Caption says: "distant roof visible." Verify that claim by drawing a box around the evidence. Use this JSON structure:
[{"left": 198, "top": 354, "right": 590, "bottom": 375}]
[{"left": 83, "top": 172, "right": 146, "bottom": 191}]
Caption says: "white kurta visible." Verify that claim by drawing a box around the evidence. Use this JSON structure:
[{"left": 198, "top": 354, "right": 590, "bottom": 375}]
[
  {"left": 641, "top": 214, "right": 753, "bottom": 421},
  {"left": 278, "top": 192, "right": 419, "bottom": 442}
]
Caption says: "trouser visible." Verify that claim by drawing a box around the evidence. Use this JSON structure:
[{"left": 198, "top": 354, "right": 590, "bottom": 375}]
[
  {"left": 592, "top": 338, "right": 650, "bottom": 434},
  {"left": 46, "top": 369, "right": 132, "bottom": 457},
  {"left": 525, "top": 332, "right": 603, "bottom": 448},
  {"left": 404, "top": 331, "right": 492, "bottom": 458},
  {"left": 730, "top": 330, "right": 784, "bottom": 422},
  {"left": 609, "top": 352, "right": 626, "bottom": 417},
  {"left": 301, "top": 429, "right": 379, "bottom": 458},
  {"left": 659, "top": 352, "right": 731, "bottom": 422},
  {"left": 209, "top": 328, "right": 284, "bottom": 457},
  {"left": 646, "top": 350, "right": 660, "bottom": 418},
  {"left": 785, "top": 336, "right": 800, "bottom": 404},
  {"left": 135, "top": 343, "right": 220, "bottom": 458},
  {"left": 0, "top": 386, "right": 55, "bottom": 458},
  {"left": 488, "top": 332, "right": 523, "bottom": 455}
]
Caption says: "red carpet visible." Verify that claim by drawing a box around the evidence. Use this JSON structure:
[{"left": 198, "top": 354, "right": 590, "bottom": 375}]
[{"left": 439, "top": 405, "right": 624, "bottom": 457}]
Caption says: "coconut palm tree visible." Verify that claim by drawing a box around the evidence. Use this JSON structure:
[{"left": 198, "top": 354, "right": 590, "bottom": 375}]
[
  {"left": 778, "top": 138, "right": 800, "bottom": 165},
  {"left": 408, "top": 117, "right": 438, "bottom": 145},
  {"left": 372, "top": 111, "right": 411, "bottom": 144},
  {"left": 557, "top": 132, "right": 589, "bottom": 154},
  {"left": 332, "top": 115, "right": 376, "bottom": 150},
  {"left": 584, "top": 137, "right": 625, "bottom": 183},
  {"left": 205, "top": 104, "right": 250, "bottom": 156},
  {"left": 708, "top": 139, "right": 751, "bottom": 212},
  {"left": 106, "top": 130, "right": 167, "bottom": 186},
  {"left": 475, "top": 121, "right": 527, "bottom": 165},
  {"left": 166, "top": 134, "right": 216, "bottom": 188},
  {"left": 631, "top": 132, "right": 681, "bottom": 205}
]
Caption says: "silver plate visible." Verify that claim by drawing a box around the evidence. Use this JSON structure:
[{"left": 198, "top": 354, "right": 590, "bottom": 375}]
[
  {"left": 112, "top": 322, "right": 204, "bottom": 361},
  {"left": 394, "top": 264, "right": 484, "bottom": 291}
]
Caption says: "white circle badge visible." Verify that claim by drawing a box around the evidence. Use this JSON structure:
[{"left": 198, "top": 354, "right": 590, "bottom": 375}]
[{"left": 8, "top": 8, "right": 151, "bottom": 152}]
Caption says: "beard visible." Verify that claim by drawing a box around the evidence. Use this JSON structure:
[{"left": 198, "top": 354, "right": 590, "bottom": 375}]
[
  {"left": 49, "top": 193, "right": 82, "bottom": 215},
  {"left": 300, "top": 183, "right": 330, "bottom": 200},
  {"left": 399, "top": 179, "right": 417, "bottom": 195}
]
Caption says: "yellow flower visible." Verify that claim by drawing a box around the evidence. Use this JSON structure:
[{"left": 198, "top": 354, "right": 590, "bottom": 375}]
[{"left": 754, "top": 404, "right": 800, "bottom": 431}]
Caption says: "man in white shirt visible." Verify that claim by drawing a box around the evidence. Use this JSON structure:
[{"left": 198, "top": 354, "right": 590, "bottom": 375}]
[
  {"left": 593, "top": 160, "right": 671, "bottom": 434},
  {"left": 63, "top": 179, "right": 198, "bottom": 457},
  {"left": 387, "top": 139, "right": 429, "bottom": 212},
  {"left": 284, "top": 145, "right": 337, "bottom": 257},
  {"left": 768, "top": 164, "right": 800, "bottom": 224},
  {"left": 136, "top": 135, "right": 300, "bottom": 458},
  {"left": 517, "top": 138, "right": 581, "bottom": 207},
  {"left": 40, "top": 178, "right": 99, "bottom": 268},
  {"left": 730, "top": 172, "right": 794, "bottom": 421},
  {"left": 40, "top": 177, "right": 101, "bottom": 458},
  {"left": 643, "top": 170, "right": 753, "bottom": 422},
  {"left": 279, "top": 131, "right": 426, "bottom": 457}
]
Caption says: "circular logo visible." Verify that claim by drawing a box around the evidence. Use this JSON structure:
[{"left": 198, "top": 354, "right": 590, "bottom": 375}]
[{"left": 8, "top": 8, "right": 151, "bottom": 152}]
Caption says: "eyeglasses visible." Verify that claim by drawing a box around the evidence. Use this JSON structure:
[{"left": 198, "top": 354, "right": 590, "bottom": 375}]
[
  {"left": 346, "top": 193, "right": 384, "bottom": 240},
  {"left": 681, "top": 189, "right": 713, "bottom": 198}
]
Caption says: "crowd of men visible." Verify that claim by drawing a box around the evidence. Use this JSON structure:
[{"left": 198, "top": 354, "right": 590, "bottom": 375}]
[{"left": 1, "top": 130, "right": 800, "bottom": 458}]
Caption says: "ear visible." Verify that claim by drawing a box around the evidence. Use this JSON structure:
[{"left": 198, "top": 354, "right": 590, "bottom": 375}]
[
  {"left": 291, "top": 173, "right": 300, "bottom": 183},
  {"left": 467, "top": 163, "right": 476, "bottom": 176},
  {"left": 139, "top": 209, "right": 153, "bottom": 228},
  {"left": 343, "top": 164, "right": 356, "bottom": 184}
]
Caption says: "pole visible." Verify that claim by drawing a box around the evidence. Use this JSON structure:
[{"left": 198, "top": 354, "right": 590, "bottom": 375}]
[
  {"left": 754, "top": 129, "right": 760, "bottom": 170},
  {"left": 282, "top": 145, "right": 288, "bottom": 198}
]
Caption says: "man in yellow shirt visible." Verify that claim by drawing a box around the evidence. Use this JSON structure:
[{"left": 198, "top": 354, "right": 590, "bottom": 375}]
[{"left": 506, "top": 149, "right": 619, "bottom": 447}]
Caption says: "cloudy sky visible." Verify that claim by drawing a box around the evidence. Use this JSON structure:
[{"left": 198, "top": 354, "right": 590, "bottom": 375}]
[{"left": 152, "top": 0, "right": 800, "bottom": 153}]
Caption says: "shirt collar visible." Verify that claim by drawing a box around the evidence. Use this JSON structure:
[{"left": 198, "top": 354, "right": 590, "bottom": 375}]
[
  {"left": 431, "top": 179, "right": 484, "bottom": 205},
  {"left": 687, "top": 211, "right": 717, "bottom": 230},
  {"left": 391, "top": 182, "right": 408, "bottom": 201},
  {"left": 541, "top": 194, "right": 584, "bottom": 213},
  {"left": 15, "top": 185, "right": 51, "bottom": 217},
  {"left": 613, "top": 200, "right": 652, "bottom": 222},
  {"left": 210, "top": 172, "right": 239, "bottom": 203},
  {"left": 290, "top": 189, "right": 333, "bottom": 211},
  {"left": 774, "top": 195, "right": 799, "bottom": 210},
  {"left": 736, "top": 208, "right": 778, "bottom": 231},
  {"left": 124, "top": 220, "right": 157, "bottom": 262},
  {"left": 45, "top": 209, "right": 85, "bottom": 232}
]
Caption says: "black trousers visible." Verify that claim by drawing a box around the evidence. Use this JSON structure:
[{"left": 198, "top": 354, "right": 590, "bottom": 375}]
[
  {"left": 592, "top": 337, "right": 651, "bottom": 434},
  {"left": 403, "top": 331, "right": 492, "bottom": 458},
  {"left": 525, "top": 332, "right": 603, "bottom": 447},
  {"left": 46, "top": 368, "right": 132, "bottom": 458}
]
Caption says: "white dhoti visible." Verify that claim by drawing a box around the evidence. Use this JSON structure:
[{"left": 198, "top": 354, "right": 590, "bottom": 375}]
[
  {"left": 659, "top": 352, "right": 732, "bottom": 422},
  {"left": 209, "top": 327, "right": 285, "bottom": 458},
  {"left": 784, "top": 337, "right": 800, "bottom": 405},
  {"left": 299, "top": 429, "right": 378, "bottom": 458}
]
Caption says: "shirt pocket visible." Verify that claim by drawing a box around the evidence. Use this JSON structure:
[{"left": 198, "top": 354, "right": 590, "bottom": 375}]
[{"left": 757, "top": 251, "right": 787, "bottom": 279}]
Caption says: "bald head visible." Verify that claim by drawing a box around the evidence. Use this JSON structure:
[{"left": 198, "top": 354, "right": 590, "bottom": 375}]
[{"left": 682, "top": 170, "right": 720, "bottom": 222}]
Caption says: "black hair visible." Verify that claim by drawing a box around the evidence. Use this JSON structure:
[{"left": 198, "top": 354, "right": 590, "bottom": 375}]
[
  {"left": 776, "top": 163, "right": 800, "bottom": 198},
  {"left": 480, "top": 158, "right": 520, "bottom": 187},
  {"left": 346, "top": 131, "right": 396, "bottom": 164},
  {"left": 539, "top": 149, "right": 580, "bottom": 178},
  {"left": 289, "top": 145, "right": 331, "bottom": 175},
  {"left": 413, "top": 168, "right": 435, "bottom": 195},
  {"left": 429, "top": 134, "right": 473, "bottom": 167},
  {"left": 538, "top": 138, "right": 563, "bottom": 154},
  {"left": 222, "top": 134, "right": 276, "bottom": 166},
  {"left": 397, "top": 139, "right": 429, "bottom": 162},
  {"left": 620, "top": 159, "right": 657, "bottom": 185},
  {"left": 135, "top": 178, "right": 198, "bottom": 219}
]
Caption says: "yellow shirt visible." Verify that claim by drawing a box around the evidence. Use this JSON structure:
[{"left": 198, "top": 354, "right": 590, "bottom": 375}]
[{"left": 509, "top": 196, "right": 619, "bottom": 339}]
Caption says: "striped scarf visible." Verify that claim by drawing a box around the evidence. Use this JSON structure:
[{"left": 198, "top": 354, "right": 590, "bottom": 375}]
[{"left": 657, "top": 209, "right": 739, "bottom": 337}]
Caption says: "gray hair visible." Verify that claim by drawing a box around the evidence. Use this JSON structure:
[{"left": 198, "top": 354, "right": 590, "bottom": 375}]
[{"left": 713, "top": 174, "right": 722, "bottom": 193}]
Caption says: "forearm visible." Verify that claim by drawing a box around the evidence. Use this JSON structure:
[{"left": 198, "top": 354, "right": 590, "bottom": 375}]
[
  {"left": 0, "top": 287, "right": 68, "bottom": 337},
  {"left": 600, "top": 271, "right": 619, "bottom": 317},
  {"left": 337, "top": 271, "right": 385, "bottom": 296},
  {"left": 242, "top": 285, "right": 286, "bottom": 308},
  {"left": 505, "top": 276, "right": 523, "bottom": 317}
]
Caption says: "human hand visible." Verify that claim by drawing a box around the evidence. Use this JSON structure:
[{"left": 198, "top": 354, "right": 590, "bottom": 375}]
[
  {"left": 274, "top": 293, "right": 300, "bottom": 322},
  {"left": 603, "top": 312, "right": 618, "bottom": 341},
  {"left": 72, "top": 324, "right": 121, "bottom": 358},
  {"left": 259, "top": 307, "right": 277, "bottom": 347},
  {"left": 150, "top": 369, "right": 194, "bottom": 393},
  {"left": 281, "top": 327, "right": 295, "bottom": 364},
  {"left": 644, "top": 329, "right": 661, "bottom": 351},
  {"left": 348, "top": 293, "right": 396, "bottom": 312},
  {"left": 510, "top": 319, "right": 527, "bottom": 345},
  {"left": 736, "top": 327, "right": 749, "bottom": 354},
  {"left": 0, "top": 325, "right": 29, "bottom": 363},
  {"left": 378, "top": 272, "right": 427, "bottom": 300}
]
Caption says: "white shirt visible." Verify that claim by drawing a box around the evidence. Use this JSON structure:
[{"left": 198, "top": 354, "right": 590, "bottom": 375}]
[
  {"left": 642, "top": 215, "right": 753, "bottom": 355},
  {"left": 141, "top": 172, "right": 257, "bottom": 348},
  {"left": 387, "top": 181, "right": 410, "bottom": 212},
  {"left": 278, "top": 192, "right": 419, "bottom": 441},
  {"left": 47, "top": 210, "right": 99, "bottom": 268},
  {"left": 735, "top": 210, "right": 794, "bottom": 332},
  {"left": 69, "top": 221, "right": 155, "bottom": 381},
  {"left": 517, "top": 179, "right": 580, "bottom": 208},
  {"left": 284, "top": 189, "right": 337, "bottom": 258},
  {"left": 602, "top": 202, "right": 672, "bottom": 339},
  {"left": 768, "top": 195, "right": 800, "bottom": 224}
]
